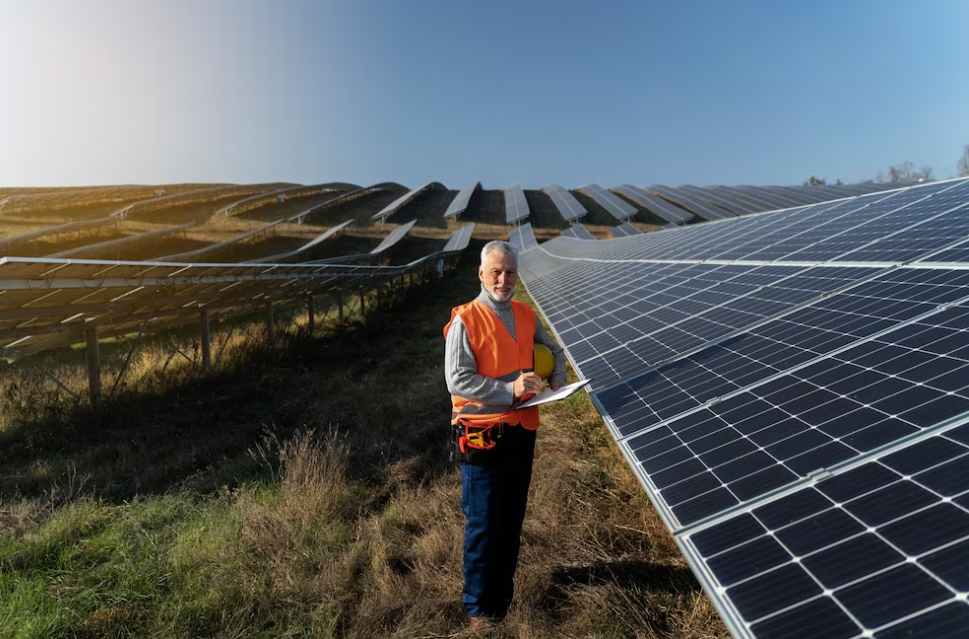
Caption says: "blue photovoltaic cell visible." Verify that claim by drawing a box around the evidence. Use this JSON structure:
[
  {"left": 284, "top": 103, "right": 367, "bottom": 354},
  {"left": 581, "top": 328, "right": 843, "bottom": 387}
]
[
  {"left": 684, "top": 423, "right": 969, "bottom": 637},
  {"left": 601, "top": 268, "right": 969, "bottom": 437},
  {"left": 515, "top": 178, "right": 969, "bottom": 639}
]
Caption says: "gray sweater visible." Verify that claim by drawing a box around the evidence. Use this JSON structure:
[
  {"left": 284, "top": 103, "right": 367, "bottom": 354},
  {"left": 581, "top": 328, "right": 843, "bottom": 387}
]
[{"left": 445, "top": 285, "right": 567, "bottom": 406}]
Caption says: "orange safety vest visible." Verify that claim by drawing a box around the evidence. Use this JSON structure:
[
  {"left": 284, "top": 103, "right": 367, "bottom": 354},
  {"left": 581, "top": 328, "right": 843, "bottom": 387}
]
[{"left": 443, "top": 299, "right": 541, "bottom": 430}]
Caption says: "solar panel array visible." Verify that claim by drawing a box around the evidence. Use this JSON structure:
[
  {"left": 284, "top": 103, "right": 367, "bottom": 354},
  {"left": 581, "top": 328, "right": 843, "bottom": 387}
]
[
  {"left": 609, "top": 223, "right": 642, "bottom": 238},
  {"left": 247, "top": 220, "right": 354, "bottom": 263},
  {"left": 443, "top": 183, "right": 480, "bottom": 219},
  {"left": 653, "top": 182, "right": 908, "bottom": 218},
  {"left": 514, "top": 177, "right": 969, "bottom": 639},
  {"left": 371, "top": 183, "right": 442, "bottom": 221},
  {"left": 647, "top": 184, "right": 737, "bottom": 221},
  {"left": 543, "top": 183, "right": 588, "bottom": 222},
  {"left": 442, "top": 223, "right": 476, "bottom": 253},
  {"left": 612, "top": 185, "right": 695, "bottom": 224},
  {"left": 508, "top": 222, "right": 537, "bottom": 252},
  {"left": 0, "top": 219, "right": 472, "bottom": 363},
  {"left": 577, "top": 184, "right": 637, "bottom": 221},
  {"left": 504, "top": 183, "right": 530, "bottom": 224},
  {"left": 560, "top": 224, "right": 596, "bottom": 240}
]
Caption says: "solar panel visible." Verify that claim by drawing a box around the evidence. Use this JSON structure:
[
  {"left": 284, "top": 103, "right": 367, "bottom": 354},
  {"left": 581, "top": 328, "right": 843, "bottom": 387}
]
[
  {"left": 676, "top": 185, "right": 761, "bottom": 215},
  {"left": 444, "top": 183, "right": 480, "bottom": 219},
  {"left": 710, "top": 186, "right": 779, "bottom": 213},
  {"left": 515, "top": 177, "right": 969, "bottom": 639},
  {"left": 246, "top": 220, "right": 354, "bottom": 263},
  {"left": 609, "top": 223, "right": 642, "bottom": 238},
  {"left": 504, "top": 183, "right": 530, "bottom": 224},
  {"left": 508, "top": 222, "right": 537, "bottom": 252},
  {"left": 48, "top": 223, "right": 198, "bottom": 259},
  {"left": 442, "top": 223, "right": 475, "bottom": 252},
  {"left": 560, "top": 224, "right": 596, "bottom": 240},
  {"left": 611, "top": 185, "right": 694, "bottom": 224},
  {"left": 371, "top": 183, "right": 441, "bottom": 221},
  {"left": 577, "top": 184, "right": 637, "bottom": 221},
  {"left": 647, "top": 185, "right": 736, "bottom": 221},
  {"left": 542, "top": 183, "right": 587, "bottom": 222}
]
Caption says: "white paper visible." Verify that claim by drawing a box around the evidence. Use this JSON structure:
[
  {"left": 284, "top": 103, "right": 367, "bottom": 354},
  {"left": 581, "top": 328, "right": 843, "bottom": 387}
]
[{"left": 516, "top": 379, "right": 593, "bottom": 409}]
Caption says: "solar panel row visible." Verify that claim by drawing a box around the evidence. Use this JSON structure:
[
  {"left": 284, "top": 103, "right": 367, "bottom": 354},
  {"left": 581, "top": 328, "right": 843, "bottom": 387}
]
[
  {"left": 504, "top": 184, "right": 530, "bottom": 224},
  {"left": 0, "top": 221, "right": 472, "bottom": 362},
  {"left": 543, "top": 183, "right": 587, "bottom": 222},
  {"left": 611, "top": 185, "right": 694, "bottom": 224},
  {"left": 514, "top": 177, "right": 969, "bottom": 639},
  {"left": 560, "top": 225, "right": 595, "bottom": 240},
  {"left": 372, "top": 183, "right": 441, "bottom": 221},
  {"left": 443, "top": 183, "right": 480, "bottom": 219},
  {"left": 613, "top": 223, "right": 642, "bottom": 237},
  {"left": 647, "top": 185, "right": 737, "bottom": 221},
  {"left": 577, "top": 184, "right": 637, "bottom": 221}
]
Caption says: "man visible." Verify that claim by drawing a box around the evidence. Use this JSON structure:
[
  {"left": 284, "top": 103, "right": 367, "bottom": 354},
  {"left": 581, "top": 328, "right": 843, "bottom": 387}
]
[{"left": 443, "top": 240, "right": 566, "bottom": 627}]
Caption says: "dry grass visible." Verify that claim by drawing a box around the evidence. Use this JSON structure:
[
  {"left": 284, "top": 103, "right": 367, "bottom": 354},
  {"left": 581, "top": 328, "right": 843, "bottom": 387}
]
[{"left": 0, "top": 248, "right": 727, "bottom": 639}]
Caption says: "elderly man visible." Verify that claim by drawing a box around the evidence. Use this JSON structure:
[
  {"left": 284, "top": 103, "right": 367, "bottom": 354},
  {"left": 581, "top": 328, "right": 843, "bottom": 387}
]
[{"left": 443, "top": 240, "right": 566, "bottom": 626}]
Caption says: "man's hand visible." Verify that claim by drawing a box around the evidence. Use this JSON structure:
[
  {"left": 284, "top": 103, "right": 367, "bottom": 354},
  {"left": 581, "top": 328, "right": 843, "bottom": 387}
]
[
  {"left": 551, "top": 381, "right": 563, "bottom": 391},
  {"left": 514, "top": 372, "right": 543, "bottom": 398}
]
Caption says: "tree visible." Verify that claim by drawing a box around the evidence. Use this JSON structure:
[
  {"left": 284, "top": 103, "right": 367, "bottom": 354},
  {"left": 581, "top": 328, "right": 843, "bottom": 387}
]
[
  {"left": 881, "top": 161, "right": 935, "bottom": 183},
  {"left": 959, "top": 144, "right": 969, "bottom": 177},
  {"left": 803, "top": 175, "right": 826, "bottom": 186},
  {"left": 888, "top": 161, "right": 916, "bottom": 183}
]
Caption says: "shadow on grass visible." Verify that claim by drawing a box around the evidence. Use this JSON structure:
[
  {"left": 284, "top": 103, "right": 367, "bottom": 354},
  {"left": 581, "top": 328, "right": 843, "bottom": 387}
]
[
  {"left": 550, "top": 559, "right": 702, "bottom": 596},
  {"left": 0, "top": 251, "right": 485, "bottom": 505}
]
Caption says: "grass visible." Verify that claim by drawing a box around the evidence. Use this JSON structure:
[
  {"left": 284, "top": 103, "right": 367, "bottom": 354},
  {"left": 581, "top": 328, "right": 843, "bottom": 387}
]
[{"left": 0, "top": 247, "right": 727, "bottom": 638}]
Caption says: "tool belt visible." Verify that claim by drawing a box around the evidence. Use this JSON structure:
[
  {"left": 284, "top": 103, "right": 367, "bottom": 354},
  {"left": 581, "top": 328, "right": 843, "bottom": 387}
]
[{"left": 450, "top": 420, "right": 504, "bottom": 465}]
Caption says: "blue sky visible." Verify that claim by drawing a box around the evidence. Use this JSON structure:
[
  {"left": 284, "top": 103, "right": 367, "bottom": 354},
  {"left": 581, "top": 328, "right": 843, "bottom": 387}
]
[{"left": 1, "top": 0, "right": 967, "bottom": 189}]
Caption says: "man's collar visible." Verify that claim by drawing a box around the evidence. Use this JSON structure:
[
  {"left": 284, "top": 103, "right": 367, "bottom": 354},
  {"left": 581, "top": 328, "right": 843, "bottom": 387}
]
[{"left": 476, "top": 284, "right": 512, "bottom": 311}]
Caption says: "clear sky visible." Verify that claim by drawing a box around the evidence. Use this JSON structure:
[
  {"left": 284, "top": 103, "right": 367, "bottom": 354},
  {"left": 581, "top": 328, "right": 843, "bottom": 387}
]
[{"left": 1, "top": 0, "right": 967, "bottom": 190}]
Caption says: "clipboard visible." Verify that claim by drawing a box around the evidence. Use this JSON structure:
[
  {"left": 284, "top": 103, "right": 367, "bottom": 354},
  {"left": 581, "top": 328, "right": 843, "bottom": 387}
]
[{"left": 516, "top": 379, "right": 593, "bottom": 409}]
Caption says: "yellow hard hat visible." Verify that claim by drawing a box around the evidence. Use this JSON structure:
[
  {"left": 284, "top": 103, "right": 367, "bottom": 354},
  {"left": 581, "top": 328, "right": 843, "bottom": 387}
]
[{"left": 534, "top": 343, "right": 555, "bottom": 380}]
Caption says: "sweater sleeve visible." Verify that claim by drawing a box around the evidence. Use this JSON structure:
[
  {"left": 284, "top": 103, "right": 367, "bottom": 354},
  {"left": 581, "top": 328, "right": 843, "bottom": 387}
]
[
  {"left": 534, "top": 319, "right": 568, "bottom": 387},
  {"left": 445, "top": 315, "right": 517, "bottom": 405}
]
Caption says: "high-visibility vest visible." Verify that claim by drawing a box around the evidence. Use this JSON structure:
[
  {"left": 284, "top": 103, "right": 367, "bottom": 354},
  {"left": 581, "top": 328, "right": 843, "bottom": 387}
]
[{"left": 443, "top": 299, "right": 541, "bottom": 430}]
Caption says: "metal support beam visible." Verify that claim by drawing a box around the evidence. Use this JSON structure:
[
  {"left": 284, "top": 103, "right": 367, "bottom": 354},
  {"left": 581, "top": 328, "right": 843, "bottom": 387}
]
[
  {"left": 376, "top": 284, "right": 383, "bottom": 309},
  {"left": 265, "top": 297, "right": 274, "bottom": 341},
  {"left": 85, "top": 327, "right": 101, "bottom": 405},
  {"left": 200, "top": 307, "right": 211, "bottom": 370},
  {"left": 337, "top": 291, "right": 344, "bottom": 323},
  {"left": 307, "top": 294, "right": 315, "bottom": 332},
  {"left": 360, "top": 291, "right": 366, "bottom": 316}
]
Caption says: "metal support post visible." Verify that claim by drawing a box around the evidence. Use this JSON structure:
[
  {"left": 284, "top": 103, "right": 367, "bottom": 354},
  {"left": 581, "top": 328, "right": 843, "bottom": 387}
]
[
  {"left": 199, "top": 307, "right": 211, "bottom": 370},
  {"left": 376, "top": 284, "right": 383, "bottom": 309},
  {"left": 85, "top": 327, "right": 101, "bottom": 405},
  {"left": 307, "top": 294, "right": 315, "bottom": 332},
  {"left": 337, "top": 291, "right": 344, "bottom": 323},
  {"left": 360, "top": 291, "right": 366, "bottom": 316},
  {"left": 265, "top": 297, "right": 274, "bottom": 341}
]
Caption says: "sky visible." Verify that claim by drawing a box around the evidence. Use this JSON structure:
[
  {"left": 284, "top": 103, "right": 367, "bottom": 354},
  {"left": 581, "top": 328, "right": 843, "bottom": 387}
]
[{"left": 1, "top": 0, "right": 967, "bottom": 190}]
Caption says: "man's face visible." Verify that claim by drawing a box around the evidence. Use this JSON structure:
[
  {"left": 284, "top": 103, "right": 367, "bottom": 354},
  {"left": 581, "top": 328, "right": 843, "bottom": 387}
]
[{"left": 479, "top": 250, "right": 517, "bottom": 302}]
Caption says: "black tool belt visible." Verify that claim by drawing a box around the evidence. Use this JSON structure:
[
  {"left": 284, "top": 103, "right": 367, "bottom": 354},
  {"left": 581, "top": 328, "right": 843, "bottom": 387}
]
[{"left": 450, "top": 421, "right": 505, "bottom": 466}]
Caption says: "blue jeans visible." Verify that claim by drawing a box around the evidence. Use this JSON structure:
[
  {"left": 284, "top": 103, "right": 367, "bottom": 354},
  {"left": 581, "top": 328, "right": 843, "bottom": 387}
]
[{"left": 461, "top": 425, "right": 537, "bottom": 618}]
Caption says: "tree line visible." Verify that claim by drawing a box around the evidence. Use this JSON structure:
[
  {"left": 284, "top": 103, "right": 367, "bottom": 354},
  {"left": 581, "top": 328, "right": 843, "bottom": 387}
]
[{"left": 805, "top": 143, "right": 969, "bottom": 186}]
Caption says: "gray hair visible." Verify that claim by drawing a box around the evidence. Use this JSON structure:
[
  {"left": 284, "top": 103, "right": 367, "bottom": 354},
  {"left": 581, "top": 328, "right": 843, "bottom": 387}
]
[{"left": 480, "top": 240, "right": 518, "bottom": 267}]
